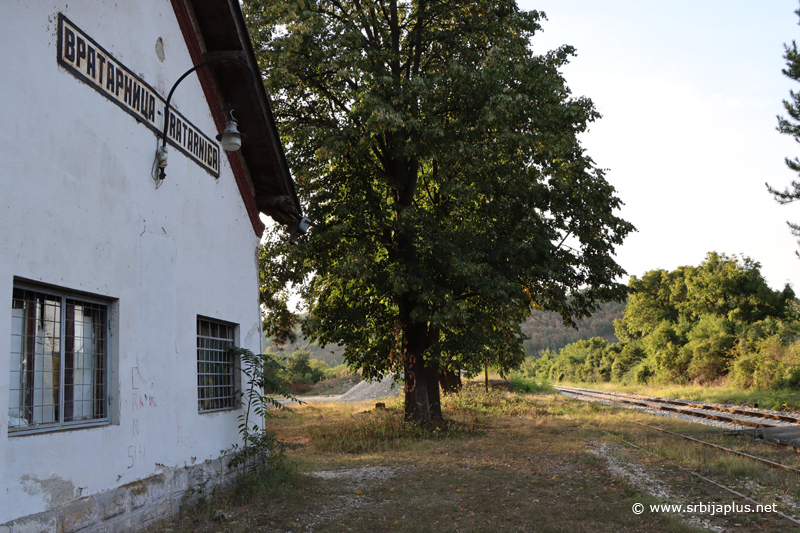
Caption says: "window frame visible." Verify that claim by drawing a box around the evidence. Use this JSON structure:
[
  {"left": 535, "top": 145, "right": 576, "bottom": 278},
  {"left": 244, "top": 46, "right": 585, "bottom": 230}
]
[
  {"left": 196, "top": 316, "right": 239, "bottom": 413},
  {"left": 8, "top": 282, "right": 112, "bottom": 436}
]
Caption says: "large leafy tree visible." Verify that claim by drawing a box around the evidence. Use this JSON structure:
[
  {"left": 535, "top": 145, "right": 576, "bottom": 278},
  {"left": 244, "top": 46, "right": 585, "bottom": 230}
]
[
  {"left": 768, "top": 4, "right": 800, "bottom": 250},
  {"left": 247, "top": 0, "right": 634, "bottom": 421}
]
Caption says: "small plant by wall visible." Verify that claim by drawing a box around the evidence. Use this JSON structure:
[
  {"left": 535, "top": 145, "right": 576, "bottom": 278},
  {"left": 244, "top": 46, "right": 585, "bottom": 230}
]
[{"left": 226, "top": 347, "right": 301, "bottom": 478}]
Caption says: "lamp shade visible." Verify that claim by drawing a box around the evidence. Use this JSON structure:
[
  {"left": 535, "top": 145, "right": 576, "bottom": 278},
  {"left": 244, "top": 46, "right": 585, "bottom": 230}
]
[{"left": 216, "top": 119, "right": 247, "bottom": 152}]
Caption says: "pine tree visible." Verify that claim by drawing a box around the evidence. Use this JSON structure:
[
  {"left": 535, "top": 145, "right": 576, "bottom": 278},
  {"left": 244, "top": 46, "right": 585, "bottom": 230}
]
[{"left": 768, "top": 5, "right": 800, "bottom": 252}]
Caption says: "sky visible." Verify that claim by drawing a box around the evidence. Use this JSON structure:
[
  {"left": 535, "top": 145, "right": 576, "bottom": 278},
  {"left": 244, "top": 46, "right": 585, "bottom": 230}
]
[
  {"left": 262, "top": 1, "right": 800, "bottom": 296},
  {"left": 517, "top": 0, "right": 800, "bottom": 291}
]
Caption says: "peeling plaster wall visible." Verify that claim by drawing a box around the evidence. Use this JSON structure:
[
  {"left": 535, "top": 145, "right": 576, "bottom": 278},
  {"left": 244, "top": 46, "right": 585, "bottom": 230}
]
[
  {"left": 0, "top": 0, "right": 262, "bottom": 526},
  {"left": 2, "top": 456, "right": 243, "bottom": 533}
]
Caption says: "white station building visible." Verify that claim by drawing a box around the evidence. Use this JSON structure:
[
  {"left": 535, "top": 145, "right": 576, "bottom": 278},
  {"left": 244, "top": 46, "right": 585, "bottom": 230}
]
[{"left": 0, "top": 1, "right": 304, "bottom": 531}]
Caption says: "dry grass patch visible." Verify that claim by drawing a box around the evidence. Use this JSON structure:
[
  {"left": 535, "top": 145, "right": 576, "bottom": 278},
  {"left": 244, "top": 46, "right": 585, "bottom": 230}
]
[{"left": 150, "top": 390, "right": 800, "bottom": 532}]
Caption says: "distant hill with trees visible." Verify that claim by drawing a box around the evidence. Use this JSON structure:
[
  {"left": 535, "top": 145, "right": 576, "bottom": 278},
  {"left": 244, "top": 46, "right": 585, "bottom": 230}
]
[
  {"left": 520, "top": 300, "right": 626, "bottom": 356},
  {"left": 262, "top": 328, "right": 345, "bottom": 367},
  {"left": 265, "top": 301, "right": 626, "bottom": 365}
]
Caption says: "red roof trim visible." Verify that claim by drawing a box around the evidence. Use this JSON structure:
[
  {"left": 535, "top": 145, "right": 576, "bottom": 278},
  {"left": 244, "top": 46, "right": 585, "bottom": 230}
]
[{"left": 170, "top": 0, "right": 265, "bottom": 236}]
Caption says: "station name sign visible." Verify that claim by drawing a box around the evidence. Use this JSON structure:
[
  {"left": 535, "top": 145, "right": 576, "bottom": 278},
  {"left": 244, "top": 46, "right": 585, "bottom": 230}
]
[{"left": 57, "top": 14, "right": 220, "bottom": 177}]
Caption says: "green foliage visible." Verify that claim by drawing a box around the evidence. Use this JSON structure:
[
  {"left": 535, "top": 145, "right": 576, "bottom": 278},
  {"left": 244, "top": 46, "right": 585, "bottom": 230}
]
[
  {"left": 226, "top": 347, "right": 301, "bottom": 474},
  {"left": 643, "top": 321, "right": 687, "bottom": 380},
  {"left": 729, "top": 335, "right": 800, "bottom": 390},
  {"left": 283, "top": 350, "right": 314, "bottom": 383},
  {"left": 245, "top": 0, "right": 633, "bottom": 420},
  {"left": 683, "top": 315, "right": 736, "bottom": 384},
  {"left": 263, "top": 349, "right": 355, "bottom": 389},
  {"left": 610, "top": 342, "right": 645, "bottom": 381},
  {"left": 633, "top": 362, "right": 654, "bottom": 385},
  {"left": 525, "top": 252, "right": 800, "bottom": 389},
  {"left": 518, "top": 338, "right": 618, "bottom": 384},
  {"left": 259, "top": 352, "right": 285, "bottom": 393}
]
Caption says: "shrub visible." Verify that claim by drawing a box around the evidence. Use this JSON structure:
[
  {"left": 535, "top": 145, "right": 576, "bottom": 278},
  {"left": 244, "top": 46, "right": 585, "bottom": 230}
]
[
  {"left": 633, "top": 362, "right": 653, "bottom": 384},
  {"left": 682, "top": 315, "right": 735, "bottom": 383},
  {"left": 611, "top": 342, "right": 645, "bottom": 381},
  {"left": 729, "top": 351, "right": 760, "bottom": 389},
  {"left": 728, "top": 336, "right": 800, "bottom": 390}
]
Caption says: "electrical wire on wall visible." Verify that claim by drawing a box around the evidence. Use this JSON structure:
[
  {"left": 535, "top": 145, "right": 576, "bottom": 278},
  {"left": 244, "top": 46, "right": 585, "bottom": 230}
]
[{"left": 152, "top": 140, "right": 164, "bottom": 189}]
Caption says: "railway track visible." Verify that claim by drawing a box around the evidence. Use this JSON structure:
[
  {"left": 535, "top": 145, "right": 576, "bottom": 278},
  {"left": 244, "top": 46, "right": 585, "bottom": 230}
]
[
  {"left": 553, "top": 385, "right": 800, "bottom": 429},
  {"left": 554, "top": 385, "right": 800, "bottom": 526}
]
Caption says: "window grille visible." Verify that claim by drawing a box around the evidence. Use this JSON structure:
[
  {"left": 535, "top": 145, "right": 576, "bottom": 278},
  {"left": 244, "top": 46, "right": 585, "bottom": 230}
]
[
  {"left": 197, "top": 317, "right": 236, "bottom": 412},
  {"left": 8, "top": 286, "right": 108, "bottom": 433}
]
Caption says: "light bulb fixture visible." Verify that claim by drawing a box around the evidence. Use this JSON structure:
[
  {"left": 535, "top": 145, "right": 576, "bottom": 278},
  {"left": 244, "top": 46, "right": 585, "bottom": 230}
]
[
  {"left": 215, "top": 110, "right": 247, "bottom": 152},
  {"left": 154, "top": 56, "right": 255, "bottom": 184},
  {"left": 288, "top": 216, "right": 312, "bottom": 245}
]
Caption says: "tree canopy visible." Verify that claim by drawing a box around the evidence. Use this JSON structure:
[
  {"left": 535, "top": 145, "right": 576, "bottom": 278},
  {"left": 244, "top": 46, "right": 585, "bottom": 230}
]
[{"left": 246, "top": 0, "right": 634, "bottom": 420}]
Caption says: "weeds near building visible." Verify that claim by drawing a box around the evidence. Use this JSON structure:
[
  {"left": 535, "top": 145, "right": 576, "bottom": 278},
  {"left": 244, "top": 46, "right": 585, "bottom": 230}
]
[{"left": 227, "top": 347, "right": 300, "bottom": 478}]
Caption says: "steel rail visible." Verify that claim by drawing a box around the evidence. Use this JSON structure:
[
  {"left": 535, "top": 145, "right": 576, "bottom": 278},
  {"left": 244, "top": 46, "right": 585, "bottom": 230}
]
[
  {"left": 557, "top": 385, "right": 800, "bottom": 424},
  {"left": 554, "top": 386, "right": 779, "bottom": 429},
  {"left": 632, "top": 420, "right": 800, "bottom": 476},
  {"left": 592, "top": 426, "right": 800, "bottom": 527}
]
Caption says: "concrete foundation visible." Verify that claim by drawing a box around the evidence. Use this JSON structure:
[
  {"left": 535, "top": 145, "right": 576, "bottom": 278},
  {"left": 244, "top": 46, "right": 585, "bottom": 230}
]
[{"left": 0, "top": 455, "right": 241, "bottom": 533}]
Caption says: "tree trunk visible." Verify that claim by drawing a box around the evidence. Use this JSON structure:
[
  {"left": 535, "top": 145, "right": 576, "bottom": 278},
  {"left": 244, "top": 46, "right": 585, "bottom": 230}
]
[
  {"left": 400, "top": 304, "right": 442, "bottom": 422},
  {"left": 403, "top": 348, "right": 441, "bottom": 422},
  {"left": 438, "top": 366, "right": 462, "bottom": 394}
]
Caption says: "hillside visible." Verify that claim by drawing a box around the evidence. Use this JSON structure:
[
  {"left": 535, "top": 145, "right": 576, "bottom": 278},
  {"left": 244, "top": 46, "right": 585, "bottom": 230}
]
[
  {"left": 264, "top": 300, "right": 625, "bottom": 364},
  {"left": 262, "top": 330, "right": 346, "bottom": 366},
  {"left": 520, "top": 300, "right": 626, "bottom": 356}
]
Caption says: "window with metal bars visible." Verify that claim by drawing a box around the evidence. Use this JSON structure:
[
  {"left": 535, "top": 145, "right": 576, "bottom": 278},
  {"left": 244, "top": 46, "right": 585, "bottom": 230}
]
[
  {"left": 197, "top": 317, "right": 237, "bottom": 412},
  {"left": 8, "top": 285, "right": 109, "bottom": 434}
]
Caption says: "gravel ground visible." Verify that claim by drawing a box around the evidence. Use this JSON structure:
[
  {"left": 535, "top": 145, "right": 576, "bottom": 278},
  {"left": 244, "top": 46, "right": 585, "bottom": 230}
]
[
  {"left": 338, "top": 374, "right": 403, "bottom": 402},
  {"left": 277, "top": 375, "right": 403, "bottom": 406}
]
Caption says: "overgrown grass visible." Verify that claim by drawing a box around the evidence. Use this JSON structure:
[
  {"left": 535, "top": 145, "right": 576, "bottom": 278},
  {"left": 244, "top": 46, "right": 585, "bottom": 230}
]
[
  {"left": 509, "top": 374, "right": 553, "bottom": 393},
  {"left": 144, "top": 436, "right": 298, "bottom": 533},
  {"left": 306, "top": 401, "right": 482, "bottom": 454},
  {"left": 306, "top": 384, "right": 558, "bottom": 454},
  {"left": 442, "top": 382, "right": 551, "bottom": 417},
  {"left": 150, "top": 387, "right": 800, "bottom": 532}
]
